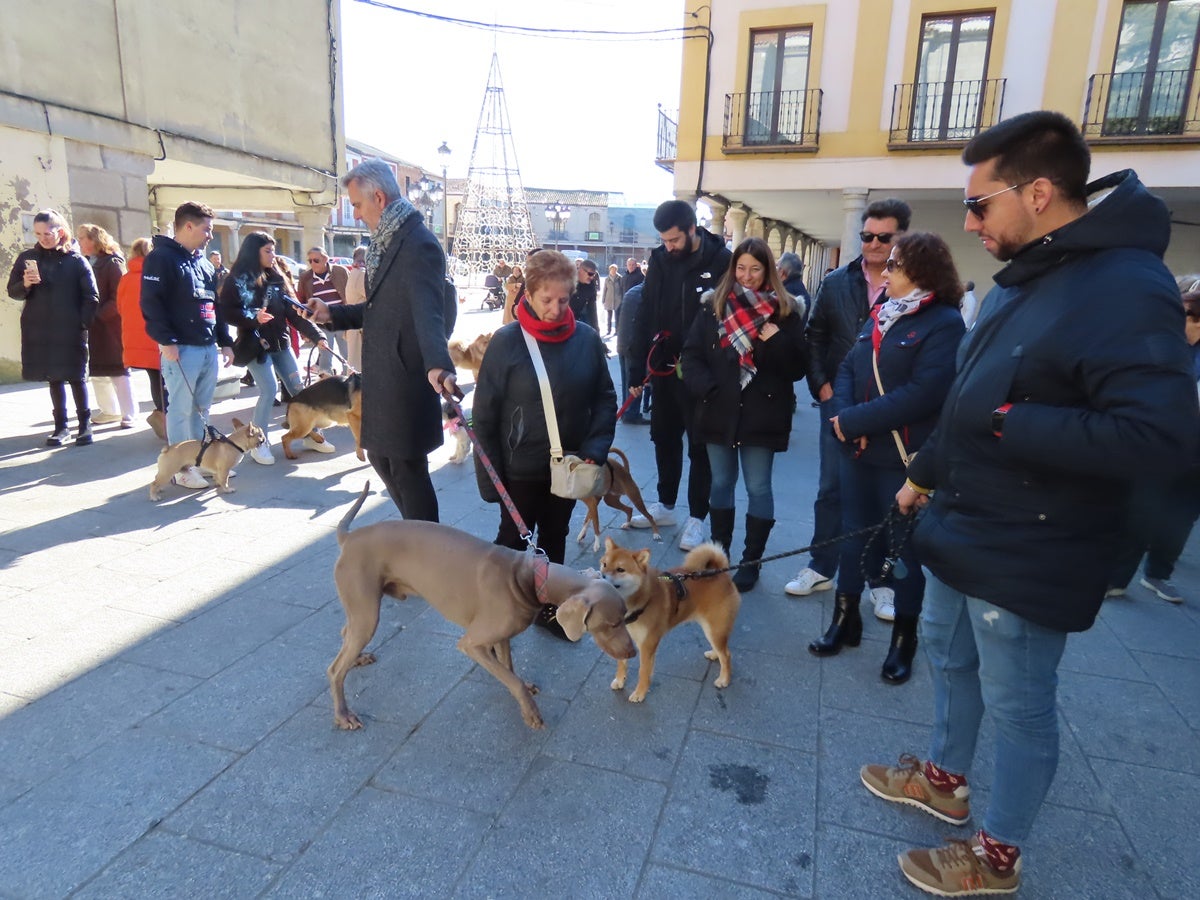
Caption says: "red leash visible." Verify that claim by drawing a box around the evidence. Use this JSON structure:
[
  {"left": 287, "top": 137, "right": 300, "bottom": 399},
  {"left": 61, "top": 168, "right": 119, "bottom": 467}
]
[{"left": 615, "top": 331, "right": 678, "bottom": 420}]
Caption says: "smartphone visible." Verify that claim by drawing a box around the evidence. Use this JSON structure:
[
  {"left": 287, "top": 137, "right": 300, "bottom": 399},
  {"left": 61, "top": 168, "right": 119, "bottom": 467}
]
[{"left": 25, "top": 260, "right": 38, "bottom": 273}]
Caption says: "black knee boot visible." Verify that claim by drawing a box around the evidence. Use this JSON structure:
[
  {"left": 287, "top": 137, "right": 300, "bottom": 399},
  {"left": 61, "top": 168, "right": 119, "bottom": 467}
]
[
  {"left": 709, "top": 507, "right": 735, "bottom": 558},
  {"left": 808, "top": 592, "right": 863, "bottom": 656},
  {"left": 881, "top": 614, "right": 919, "bottom": 684},
  {"left": 732, "top": 515, "right": 773, "bottom": 592}
]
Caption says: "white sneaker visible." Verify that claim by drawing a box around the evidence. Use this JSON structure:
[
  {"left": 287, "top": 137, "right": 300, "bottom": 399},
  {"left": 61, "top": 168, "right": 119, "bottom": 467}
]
[
  {"left": 630, "top": 501, "right": 676, "bottom": 529},
  {"left": 304, "top": 435, "right": 336, "bottom": 454},
  {"left": 198, "top": 467, "right": 237, "bottom": 478},
  {"left": 119, "top": 416, "right": 134, "bottom": 429},
  {"left": 251, "top": 444, "right": 275, "bottom": 465},
  {"left": 871, "top": 586, "right": 896, "bottom": 622},
  {"left": 785, "top": 567, "right": 833, "bottom": 597},
  {"left": 678, "top": 516, "right": 706, "bottom": 551},
  {"left": 173, "top": 466, "right": 209, "bottom": 490},
  {"left": 92, "top": 411, "right": 122, "bottom": 424}
]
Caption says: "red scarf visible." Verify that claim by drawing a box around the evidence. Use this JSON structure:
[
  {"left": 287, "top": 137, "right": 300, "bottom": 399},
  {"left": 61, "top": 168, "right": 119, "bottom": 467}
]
[{"left": 516, "top": 296, "right": 576, "bottom": 343}]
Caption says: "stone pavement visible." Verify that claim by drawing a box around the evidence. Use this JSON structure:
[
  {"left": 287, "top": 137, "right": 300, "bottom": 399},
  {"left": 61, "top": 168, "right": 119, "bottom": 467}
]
[{"left": 1, "top": 306, "right": 1198, "bottom": 898}]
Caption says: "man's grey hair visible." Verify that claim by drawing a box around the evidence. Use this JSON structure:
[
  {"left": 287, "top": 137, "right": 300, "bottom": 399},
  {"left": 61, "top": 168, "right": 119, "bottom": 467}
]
[
  {"left": 777, "top": 252, "right": 803, "bottom": 277},
  {"left": 342, "top": 158, "right": 401, "bottom": 203}
]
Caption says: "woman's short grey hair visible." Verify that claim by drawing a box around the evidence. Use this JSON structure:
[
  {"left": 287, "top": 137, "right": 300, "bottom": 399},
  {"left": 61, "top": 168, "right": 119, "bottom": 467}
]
[
  {"left": 777, "top": 252, "right": 803, "bottom": 276},
  {"left": 342, "top": 158, "right": 401, "bottom": 203}
]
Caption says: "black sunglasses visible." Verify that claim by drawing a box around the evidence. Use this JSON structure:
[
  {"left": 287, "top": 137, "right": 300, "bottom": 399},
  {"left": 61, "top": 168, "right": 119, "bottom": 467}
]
[
  {"left": 884, "top": 258, "right": 903, "bottom": 272},
  {"left": 859, "top": 231, "right": 894, "bottom": 244},
  {"left": 963, "top": 182, "right": 1031, "bottom": 220}
]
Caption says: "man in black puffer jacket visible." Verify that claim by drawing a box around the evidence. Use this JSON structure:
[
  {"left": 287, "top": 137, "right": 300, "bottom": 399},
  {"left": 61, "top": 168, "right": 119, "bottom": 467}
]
[
  {"left": 628, "top": 200, "right": 731, "bottom": 551},
  {"left": 862, "top": 111, "right": 1198, "bottom": 897}
]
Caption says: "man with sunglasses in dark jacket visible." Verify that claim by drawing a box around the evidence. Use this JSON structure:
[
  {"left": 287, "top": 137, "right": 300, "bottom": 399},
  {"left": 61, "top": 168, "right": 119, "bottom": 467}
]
[{"left": 787, "top": 198, "right": 911, "bottom": 612}]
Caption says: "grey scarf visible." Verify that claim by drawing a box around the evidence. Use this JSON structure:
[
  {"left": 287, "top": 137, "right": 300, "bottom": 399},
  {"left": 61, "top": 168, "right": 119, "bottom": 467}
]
[{"left": 366, "top": 197, "right": 419, "bottom": 291}]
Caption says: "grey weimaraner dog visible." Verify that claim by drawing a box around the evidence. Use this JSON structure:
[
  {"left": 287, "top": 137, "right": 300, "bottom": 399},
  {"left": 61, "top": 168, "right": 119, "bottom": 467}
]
[{"left": 329, "top": 485, "right": 637, "bottom": 730}]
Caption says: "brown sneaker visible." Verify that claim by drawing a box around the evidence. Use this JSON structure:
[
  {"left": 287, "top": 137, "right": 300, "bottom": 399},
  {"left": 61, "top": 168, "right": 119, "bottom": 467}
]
[
  {"left": 860, "top": 753, "right": 970, "bottom": 825},
  {"left": 898, "top": 837, "right": 1020, "bottom": 896},
  {"left": 146, "top": 410, "right": 167, "bottom": 441}
]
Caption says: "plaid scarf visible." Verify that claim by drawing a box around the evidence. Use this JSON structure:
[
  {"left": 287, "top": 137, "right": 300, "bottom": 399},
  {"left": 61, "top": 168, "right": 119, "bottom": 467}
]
[
  {"left": 719, "top": 283, "right": 779, "bottom": 389},
  {"left": 365, "top": 197, "right": 419, "bottom": 292}
]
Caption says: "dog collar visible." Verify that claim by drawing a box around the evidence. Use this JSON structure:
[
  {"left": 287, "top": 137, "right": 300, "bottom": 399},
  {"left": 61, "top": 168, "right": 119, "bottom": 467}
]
[
  {"left": 532, "top": 554, "right": 550, "bottom": 606},
  {"left": 623, "top": 606, "right": 645, "bottom": 625}
]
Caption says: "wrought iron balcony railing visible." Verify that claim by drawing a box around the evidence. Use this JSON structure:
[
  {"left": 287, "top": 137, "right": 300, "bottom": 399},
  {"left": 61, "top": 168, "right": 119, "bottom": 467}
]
[
  {"left": 1083, "top": 69, "right": 1200, "bottom": 140},
  {"left": 723, "top": 88, "right": 822, "bottom": 152},
  {"left": 888, "top": 78, "right": 1005, "bottom": 146},
  {"left": 656, "top": 105, "right": 678, "bottom": 173}
]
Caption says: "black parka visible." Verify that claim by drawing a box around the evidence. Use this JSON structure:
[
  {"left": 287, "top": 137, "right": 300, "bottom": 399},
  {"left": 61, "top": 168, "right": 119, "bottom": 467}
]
[
  {"left": 7, "top": 245, "right": 98, "bottom": 382},
  {"left": 86, "top": 252, "right": 128, "bottom": 377},
  {"left": 681, "top": 291, "right": 809, "bottom": 452},
  {"left": 804, "top": 257, "right": 870, "bottom": 400}
]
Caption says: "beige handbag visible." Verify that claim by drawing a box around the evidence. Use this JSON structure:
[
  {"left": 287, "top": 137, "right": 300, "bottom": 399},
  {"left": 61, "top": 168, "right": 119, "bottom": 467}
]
[
  {"left": 521, "top": 329, "right": 611, "bottom": 499},
  {"left": 871, "top": 346, "right": 914, "bottom": 467}
]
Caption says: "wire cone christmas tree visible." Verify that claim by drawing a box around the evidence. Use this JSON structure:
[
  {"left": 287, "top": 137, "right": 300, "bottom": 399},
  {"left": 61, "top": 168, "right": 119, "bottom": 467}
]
[{"left": 455, "top": 53, "right": 537, "bottom": 276}]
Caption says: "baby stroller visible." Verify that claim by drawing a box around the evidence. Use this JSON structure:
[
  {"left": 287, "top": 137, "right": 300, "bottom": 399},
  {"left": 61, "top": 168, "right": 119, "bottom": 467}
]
[{"left": 481, "top": 274, "right": 505, "bottom": 311}]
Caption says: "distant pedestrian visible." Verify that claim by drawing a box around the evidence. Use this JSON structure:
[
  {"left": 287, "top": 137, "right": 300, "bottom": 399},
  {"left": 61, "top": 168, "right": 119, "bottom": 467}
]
[
  {"left": 615, "top": 279, "right": 646, "bottom": 424},
  {"left": 209, "top": 251, "right": 229, "bottom": 294},
  {"left": 298, "top": 248, "right": 349, "bottom": 374},
  {"left": 343, "top": 246, "right": 367, "bottom": 371},
  {"left": 602, "top": 263, "right": 622, "bottom": 335},
  {"left": 6, "top": 209, "right": 98, "bottom": 447},
  {"left": 620, "top": 256, "right": 644, "bottom": 296},
  {"left": 569, "top": 259, "right": 601, "bottom": 333},
  {"left": 117, "top": 237, "right": 169, "bottom": 438},
  {"left": 776, "top": 251, "right": 810, "bottom": 311},
  {"left": 78, "top": 223, "right": 135, "bottom": 429}
]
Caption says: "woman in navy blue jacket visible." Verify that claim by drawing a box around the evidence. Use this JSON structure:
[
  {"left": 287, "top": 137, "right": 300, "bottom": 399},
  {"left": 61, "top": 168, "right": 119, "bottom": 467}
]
[{"left": 809, "top": 232, "right": 965, "bottom": 684}]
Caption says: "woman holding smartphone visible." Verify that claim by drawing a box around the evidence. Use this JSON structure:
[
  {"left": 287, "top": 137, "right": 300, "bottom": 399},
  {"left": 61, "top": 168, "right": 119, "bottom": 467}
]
[{"left": 6, "top": 209, "right": 99, "bottom": 446}]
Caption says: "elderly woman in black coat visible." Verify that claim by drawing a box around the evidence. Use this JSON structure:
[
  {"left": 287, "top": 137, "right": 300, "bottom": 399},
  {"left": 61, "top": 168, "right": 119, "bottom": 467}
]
[
  {"left": 473, "top": 249, "right": 616, "bottom": 635},
  {"left": 809, "top": 232, "right": 966, "bottom": 684},
  {"left": 681, "top": 237, "right": 809, "bottom": 591},
  {"left": 6, "top": 209, "right": 98, "bottom": 446}
]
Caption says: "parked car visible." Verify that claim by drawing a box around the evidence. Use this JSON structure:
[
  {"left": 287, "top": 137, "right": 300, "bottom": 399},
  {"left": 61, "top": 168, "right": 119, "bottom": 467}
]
[
  {"left": 276, "top": 255, "right": 304, "bottom": 279},
  {"left": 330, "top": 256, "right": 354, "bottom": 267}
]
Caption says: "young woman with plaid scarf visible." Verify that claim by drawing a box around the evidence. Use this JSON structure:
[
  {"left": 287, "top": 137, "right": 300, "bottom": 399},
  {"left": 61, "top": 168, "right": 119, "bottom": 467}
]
[{"left": 681, "top": 237, "right": 808, "bottom": 591}]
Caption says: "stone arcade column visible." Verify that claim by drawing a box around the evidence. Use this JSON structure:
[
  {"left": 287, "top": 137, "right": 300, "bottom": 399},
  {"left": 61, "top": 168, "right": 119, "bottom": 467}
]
[
  {"left": 295, "top": 207, "right": 332, "bottom": 258},
  {"left": 726, "top": 204, "right": 749, "bottom": 247},
  {"left": 705, "top": 198, "right": 728, "bottom": 244},
  {"left": 840, "top": 187, "right": 869, "bottom": 263}
]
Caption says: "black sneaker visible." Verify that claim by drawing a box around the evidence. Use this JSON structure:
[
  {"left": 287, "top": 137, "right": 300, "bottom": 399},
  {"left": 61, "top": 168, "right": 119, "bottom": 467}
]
[{"left": 45, "top": 428, "right": 70, "bottom": 447}]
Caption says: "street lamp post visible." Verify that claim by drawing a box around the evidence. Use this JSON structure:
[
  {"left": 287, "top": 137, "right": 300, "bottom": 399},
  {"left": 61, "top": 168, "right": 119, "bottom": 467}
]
[
  {"left": 407, "top": 175, "right": 444, "bottom": 235},
  {"left": 437, "top": 141, "right": 451, "bottom": 255},
  {"left": 544, "top": 203, "right": 571, "bottom": 251}
]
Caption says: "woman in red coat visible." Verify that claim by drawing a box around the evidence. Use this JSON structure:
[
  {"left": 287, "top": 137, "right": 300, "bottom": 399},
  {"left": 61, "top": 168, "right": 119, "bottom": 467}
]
[{"left": 117, "top": 237, "right": 167, "bottom": 438}]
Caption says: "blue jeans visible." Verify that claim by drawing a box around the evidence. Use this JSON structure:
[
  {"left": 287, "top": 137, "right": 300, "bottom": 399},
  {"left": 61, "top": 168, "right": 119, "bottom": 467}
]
[
  {"left": 921, "top": 573, "right": 1068, "bottom": 845},
  {"left": 808, "top": 399, "right": 842, "bottom": 576},
  {"left": 161, "top": 344, "right": 218, "bottom": 444},
  {"left": 707, "top": 443, "right": 775, "bottom": 519},
  {"left": 836, "top": 460, "right": 924, "bottom": 616},
  {"left": 245, "top": 349, "right": 303, "bottom": 435}
]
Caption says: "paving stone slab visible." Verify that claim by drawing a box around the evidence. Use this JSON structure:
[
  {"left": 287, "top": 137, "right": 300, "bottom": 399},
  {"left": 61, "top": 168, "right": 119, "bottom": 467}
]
[
  {"left": 1058, "top": 670, "right": 1200, "bottom": 773},
  {"left": 455, "top": 756, "right": 666, "bottom": 898},
  {"left": 816, "top": 638, "right": 936, "bottom": 727},
  {"left": 544, "top": 665, "right": 700, "bottom": 782},
  {"left": 165, "top": 706, "right": 408, "bottom": 861},
  {"left": 1059, "top": 614, "right": 1153, "bottom": 682},
  {"left": 374, "top": 676, "right": 567, "bottom": 813},
  {"left": 690, "top": 646, "right": 821, "bottom": 751},
  {"left": 652, "top": 730, "right": 816, "bottom": 896},
  {"left": 0, "top": 729, "right": 235, "bottom": 897},
  {"left": 73, "top": 830, "right": 281, "bottom": 899},
  {"left": 1098, "top": 595, "right": 1200, "bottom": 659},
  {"left": 1129, "top": 649, "right": 1200, "bottom": 730},
  {"left": 265, "top": 786, "right": 492, "bottom": 899},
  {"left": 1096, "top": 760, "right": 1200, "bottom": 896}
]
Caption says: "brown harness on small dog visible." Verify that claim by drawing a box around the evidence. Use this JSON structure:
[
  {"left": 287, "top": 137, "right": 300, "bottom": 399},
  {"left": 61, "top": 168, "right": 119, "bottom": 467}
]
[{"left": 194, "top": 424, "right": 250, "bottom": 467}]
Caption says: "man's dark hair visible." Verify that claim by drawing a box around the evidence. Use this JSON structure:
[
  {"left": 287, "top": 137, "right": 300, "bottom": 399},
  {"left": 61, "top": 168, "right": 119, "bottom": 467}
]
[
  {"left": 653, "top": 199, "right": 696, "bottom": 234},
  {"left": 174, "top": 201, "right": 214, "bottom": 231},
  {"left": 963, "top": 110, "right": 1091, "bottom": 204},
  {"left": 862, "top": 198, "right": 911, "bottom": 231}
]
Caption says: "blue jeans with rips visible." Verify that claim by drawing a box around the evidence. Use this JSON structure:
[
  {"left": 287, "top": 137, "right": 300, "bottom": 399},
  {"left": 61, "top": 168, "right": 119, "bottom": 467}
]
[{"left": 920, "top": 572, "right": 1069, "bottom": 845}]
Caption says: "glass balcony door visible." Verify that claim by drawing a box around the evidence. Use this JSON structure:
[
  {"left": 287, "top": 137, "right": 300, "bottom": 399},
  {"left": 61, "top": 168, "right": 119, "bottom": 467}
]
[
  {"left": 911, "top": 13, "right": 994, "bottom": 141},
  {"left": 1105, "top": 0, "right": 1200, "bottom": 135},
  {"left": 746, "top": 27, "right": 811, "bottom": 145}
]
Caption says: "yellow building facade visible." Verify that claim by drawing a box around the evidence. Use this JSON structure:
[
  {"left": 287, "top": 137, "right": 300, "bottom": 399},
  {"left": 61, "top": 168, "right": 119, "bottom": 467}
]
[{"left": 667, "top": 0, "right": 1200, "bottom": 288}]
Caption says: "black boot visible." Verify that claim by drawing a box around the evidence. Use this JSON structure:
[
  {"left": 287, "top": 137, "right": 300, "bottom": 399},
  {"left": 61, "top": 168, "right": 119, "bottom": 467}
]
[
  {"left": 881, "top": 614, "right": 919, "bottom": 684},
  {"left": 808, "top": 592, "right": 863, "bottom": 656},
  {"left": 709, "top": 507, "right": 735, "bottom": 558},
  {"left": 75, "top": 409, "right": 93, "bottom": 446},
  {"left": 732, "top": 515, "right": 773, "bottom": 592},
  {"left": 46, "top": 410, "right": 69, "bottom": 446}
]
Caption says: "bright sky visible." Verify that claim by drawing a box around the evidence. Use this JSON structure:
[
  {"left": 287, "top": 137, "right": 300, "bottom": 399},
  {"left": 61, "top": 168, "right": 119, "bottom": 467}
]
[{"left": 340, "top": 0, "right": 685, "bottom": 205}]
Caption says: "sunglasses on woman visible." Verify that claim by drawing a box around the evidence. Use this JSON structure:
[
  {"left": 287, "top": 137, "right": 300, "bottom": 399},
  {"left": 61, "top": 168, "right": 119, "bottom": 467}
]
[{"left": 884, "top": 258, "right": 903, "bottom": 272}]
